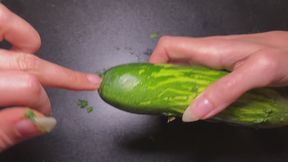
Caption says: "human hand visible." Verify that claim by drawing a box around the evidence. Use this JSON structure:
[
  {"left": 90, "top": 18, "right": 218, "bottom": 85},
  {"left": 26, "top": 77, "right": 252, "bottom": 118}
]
[
  {"left": 150, "top": 31, "right": 288, "bottom": 122},
  {"left": 0, "top": 4, "right": 101, "bottom": 151}
]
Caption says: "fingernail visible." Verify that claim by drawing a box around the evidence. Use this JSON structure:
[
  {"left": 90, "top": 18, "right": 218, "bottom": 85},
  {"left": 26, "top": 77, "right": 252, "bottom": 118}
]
[
  {"left": 17, "top": 109, "right": 57, "bottom": 137},
  {"left": 16, "top": 116, "right": 56, "bottom": 138},
  {"left": 182, "top": 96, "right": 214, "bottom": 122},
  {"left": 87, "top": 74, "right": 101, "bottom": 85},
  {"left": 33, "top": 117, "right": 57, "bottom": 133}
]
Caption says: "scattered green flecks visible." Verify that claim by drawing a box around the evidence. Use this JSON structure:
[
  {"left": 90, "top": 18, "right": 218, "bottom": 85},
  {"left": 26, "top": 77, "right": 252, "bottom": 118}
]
[
  {"left": 77, "top": 99, "right": 94, "bottom": 113},
  {"left": 86, "top": 106, "right": 94, "bottom": 113},
  {"left": 150, "top": 32, "right": 158, "bottom": 40},
  {"left": 25, "top": 109, "right": 36, "bottom": 123},
  {"left": 78, "top": 99, "right": 89, "bottom": 108}
]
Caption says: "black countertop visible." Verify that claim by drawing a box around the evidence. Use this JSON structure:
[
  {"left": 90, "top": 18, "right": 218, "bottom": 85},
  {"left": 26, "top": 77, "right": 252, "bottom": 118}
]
[{"left": 1, "top": 0, "right": 288, "bottom": 162}]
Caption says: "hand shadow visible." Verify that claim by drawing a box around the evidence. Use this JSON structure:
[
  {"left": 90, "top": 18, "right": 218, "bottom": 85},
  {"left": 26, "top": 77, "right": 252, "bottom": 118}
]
[{"left": 119, "top": 116, "right": 288, "bottom": 161}]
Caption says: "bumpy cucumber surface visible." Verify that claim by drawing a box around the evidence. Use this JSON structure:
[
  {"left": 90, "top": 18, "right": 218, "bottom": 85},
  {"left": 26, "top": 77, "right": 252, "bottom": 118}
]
[{"left": 99, "top": 63, "right": 288, "bottom": 128}]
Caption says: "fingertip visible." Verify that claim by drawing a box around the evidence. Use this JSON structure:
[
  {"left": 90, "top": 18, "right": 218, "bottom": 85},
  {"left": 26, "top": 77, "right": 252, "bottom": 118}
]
[
  {"left": 182, "top": 107, "right": 200, "bottom": 122},
  {"left": 182, "top": 94, "right": 215, "bottom": 122},
  {"left": 149, "top": 51, "right": 169, "bottom": 64},
  {"left": 87, "top": 74, "right": 102, "bottom": 87}
]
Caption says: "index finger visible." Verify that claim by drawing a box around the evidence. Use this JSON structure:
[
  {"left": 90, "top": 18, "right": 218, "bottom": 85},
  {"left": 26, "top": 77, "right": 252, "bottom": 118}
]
[
  {"left": 149, "top": 36, "right": 262, "bottom": 69},
  {"left": 0, "top": 50, "right": 101, "bottom": 91},
  {"left": 0, "top": 4, "right": 41, "bottom": 53}
]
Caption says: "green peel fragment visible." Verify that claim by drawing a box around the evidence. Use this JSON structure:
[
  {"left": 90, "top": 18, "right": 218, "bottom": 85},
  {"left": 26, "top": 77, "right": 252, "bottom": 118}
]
[
  {"left": 25, "top": 109, "right": 36, "bottom": 123},
  {"left": 87, "top": 106, "right": 93, "bottom": 113},
  {"left": 150, "top": 32, "right": 158, "bottom": 40},
  {"left": 78, "top": 99, "right": 89, "bottom": 109},
  {"left": 77, "top": 99, "right": 94, "bottom": 113}
]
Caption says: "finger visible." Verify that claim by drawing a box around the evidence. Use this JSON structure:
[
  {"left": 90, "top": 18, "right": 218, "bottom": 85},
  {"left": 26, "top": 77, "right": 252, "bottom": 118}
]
[
  {"left": 149, "top": 36, "right": 262, "bottom": 69},
  {"left": 0, "top": 50, "right": 101, "bottom": 90},
  {"left": 0, "top": 108, "right": 56, "bottom": 151},
  {"left": 220, "top": 31, "right": 288, "bottom": 48},
  {"left": 201, "top": 31, "right": 288, "bottom": 50},
  {"left": 0, "top": 71, "right": 51, "bottom": 114},
  {"left": 0, "top": 4, "right": 41, "bottom": 53},
  {"left": 182, "top": 50, "right": 278, "bottom": 122}
]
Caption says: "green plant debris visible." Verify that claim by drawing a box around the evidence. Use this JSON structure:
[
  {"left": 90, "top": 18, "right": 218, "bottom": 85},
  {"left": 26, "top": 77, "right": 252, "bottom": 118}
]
[
  {"left": 25, "top": 109, "right": 36, "bottom": 123},
  {"left": 150, "top": 32, "right": 158, "bottom": 40},
  {"left": 77, "top": 99, "right": 89, "bottom": 108},
  {"left": 77, "top": 99, "right": 94, "bottom": 113},
  {"left": 86, "top": 106, "right": 94, "bottom": 113}
]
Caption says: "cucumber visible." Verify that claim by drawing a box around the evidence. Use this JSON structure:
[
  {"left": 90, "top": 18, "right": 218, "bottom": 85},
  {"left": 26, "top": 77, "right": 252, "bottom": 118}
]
[{"left": 99, "top": 63, "right": 288, "bottom": 128}]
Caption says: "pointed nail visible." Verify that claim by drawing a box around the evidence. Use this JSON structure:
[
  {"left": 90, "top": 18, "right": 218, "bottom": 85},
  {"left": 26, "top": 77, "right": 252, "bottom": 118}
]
[
  {"left": 24, "top": 108, "right": 57, "bottom": 133},
  {"left": 16, "top": 116, "right": 57, "bottom": 138},
  {"left": 182, "top": 96, "right": 214, "bottom": 122},
  {"left": 182, "top": 108, "right": 200, "bottom": 122},
  {"left": 33, "top": 117, "right": 57, "bottom": 133}
]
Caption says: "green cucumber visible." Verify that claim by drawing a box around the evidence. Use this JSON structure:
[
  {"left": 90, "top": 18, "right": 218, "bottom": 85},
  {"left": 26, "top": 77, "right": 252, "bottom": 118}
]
[{"left": 99, "top": 63, "right": 288, "bottom": 128}]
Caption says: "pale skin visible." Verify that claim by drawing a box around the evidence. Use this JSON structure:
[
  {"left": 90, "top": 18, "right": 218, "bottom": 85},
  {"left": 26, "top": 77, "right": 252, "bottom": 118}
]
[
  {"left": 2, "top": 3, "right": 288, "bottom": 151},
  {"left": 0, "top": 4, "right": 101, "bottom": 150},
  {"left": 149, "top": 33, "right": 288, "bottom": 122}
]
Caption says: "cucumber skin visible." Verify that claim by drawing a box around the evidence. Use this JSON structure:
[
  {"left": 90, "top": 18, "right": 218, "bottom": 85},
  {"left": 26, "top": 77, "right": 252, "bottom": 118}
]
[{"left": 99, "top": 63, "right": 288, "bottom": 128}]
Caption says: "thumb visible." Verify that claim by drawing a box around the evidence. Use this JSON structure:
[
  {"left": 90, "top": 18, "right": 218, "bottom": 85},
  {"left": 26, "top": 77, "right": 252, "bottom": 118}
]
[
  {"left": 182, "top": 57, "right": 274, "bottom": 122},
  {"left": 0, "top": 108, "right": 57, "bottom": 151}
]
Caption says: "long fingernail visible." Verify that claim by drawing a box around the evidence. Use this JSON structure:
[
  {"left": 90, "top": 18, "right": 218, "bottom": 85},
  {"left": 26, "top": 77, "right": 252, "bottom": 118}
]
[
  {"left": 87, "top": 74, "right": 101, "bottom": 85},
  {"left": 16, "top": 116, "right": 56, "bottom": 137},
  {"left": 182, "top": 96, "right": 214, "bottom": 122},
  {"left": 16, "top": 109, "right": 57, "bottom": 137},
  {"left": 33, "top": 117, "right": 57, "bottom": 133}
]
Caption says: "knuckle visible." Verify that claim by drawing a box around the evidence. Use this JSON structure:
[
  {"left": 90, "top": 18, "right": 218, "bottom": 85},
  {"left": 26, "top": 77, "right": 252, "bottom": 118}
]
[
  {"left": 251, "top": 50, "right": 282, "bottom": 86},
  {"left": 13, "top": 53, "right": 39, "bottom": 71},
  {"left": 206, "top": 76, "right": 241, "bottom": 108},
  {"left": 214, "top": 82, "right": 235, "bottom": 102},
  {"left": 21, "top": 74, "right": 42, "bottom": 96},
  {"left": 221, "top": 77, "right": 236, "bottom": 91},
  {"left": 254, "top": 51, "right": 278, "bottom": 73}
]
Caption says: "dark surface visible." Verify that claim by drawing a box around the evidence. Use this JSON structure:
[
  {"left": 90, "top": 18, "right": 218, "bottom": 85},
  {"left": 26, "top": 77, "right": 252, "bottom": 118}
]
[{"left": 1, "top": 0, "right": 288, "bottom": 162}]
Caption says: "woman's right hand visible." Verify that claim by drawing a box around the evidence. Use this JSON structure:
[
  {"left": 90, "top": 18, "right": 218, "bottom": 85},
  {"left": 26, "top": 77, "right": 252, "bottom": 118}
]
[
  {"left": 0, "top": 4, "right": 101, "bottom": 151},
  {"left": 150, "top": 32, "right": 288, "bottom": 123}
]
